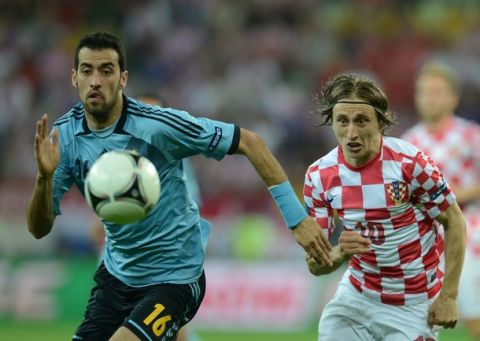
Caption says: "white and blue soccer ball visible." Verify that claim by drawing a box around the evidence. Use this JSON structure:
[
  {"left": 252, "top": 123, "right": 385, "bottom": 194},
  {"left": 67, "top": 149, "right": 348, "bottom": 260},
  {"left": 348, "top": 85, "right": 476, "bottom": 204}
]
[{"left": 84, "top": 150, "right": 161, "bottom": 224}]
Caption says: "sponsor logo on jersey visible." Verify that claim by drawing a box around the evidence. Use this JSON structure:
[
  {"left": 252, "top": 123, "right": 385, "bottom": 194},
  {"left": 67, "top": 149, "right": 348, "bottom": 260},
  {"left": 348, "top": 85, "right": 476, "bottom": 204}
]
[{"left": 386, "top": 181, "right": 407, "bottom": 205}]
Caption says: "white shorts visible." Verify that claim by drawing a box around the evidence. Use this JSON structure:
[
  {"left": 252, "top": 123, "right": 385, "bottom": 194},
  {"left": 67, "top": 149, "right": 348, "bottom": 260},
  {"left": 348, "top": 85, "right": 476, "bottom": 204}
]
[
  {"left": 457, "top": 251, "right": 480, "bottom": 319},
  {"left": 318, "top": 279, "right": 438, "bottom": 341}
]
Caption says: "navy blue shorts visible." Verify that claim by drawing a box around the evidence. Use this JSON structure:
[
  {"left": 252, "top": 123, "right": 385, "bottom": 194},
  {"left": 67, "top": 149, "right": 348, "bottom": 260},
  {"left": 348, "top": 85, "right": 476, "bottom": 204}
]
[{"left": 72, "top": 263, "right": 206, "bottom": 341}]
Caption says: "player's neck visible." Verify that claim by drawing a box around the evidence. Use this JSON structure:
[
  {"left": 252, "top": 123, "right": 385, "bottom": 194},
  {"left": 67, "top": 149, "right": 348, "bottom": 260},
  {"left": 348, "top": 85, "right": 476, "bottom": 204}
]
[{"left": 424, "top": 114, "right": 452, "bottom": 134}]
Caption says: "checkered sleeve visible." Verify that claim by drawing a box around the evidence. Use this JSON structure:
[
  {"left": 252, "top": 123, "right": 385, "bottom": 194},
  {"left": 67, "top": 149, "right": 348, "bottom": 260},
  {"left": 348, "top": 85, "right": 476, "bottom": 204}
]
[
  {"left": 304, "top": 166, "right": 334, "bottom": 238},
  {"left": 410, "top": 151, "right": 456, "bottom": 219}
]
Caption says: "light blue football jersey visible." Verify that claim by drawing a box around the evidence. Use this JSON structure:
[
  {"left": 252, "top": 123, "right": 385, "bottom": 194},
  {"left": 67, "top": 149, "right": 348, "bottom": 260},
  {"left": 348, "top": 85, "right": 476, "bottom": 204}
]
[{"left": 52, "top": 96, "right": 239, "bottom": 286}]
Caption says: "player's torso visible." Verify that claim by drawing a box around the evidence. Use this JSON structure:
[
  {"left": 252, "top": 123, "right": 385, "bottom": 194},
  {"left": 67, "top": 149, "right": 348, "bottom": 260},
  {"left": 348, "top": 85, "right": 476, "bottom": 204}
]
[
  {"left": 56, "top": 113, "right": 205, "bottom": 285},
  {"left": 404, "top": 118, "right": 479, "bottom": 190},
  {"left": 308, "top": 137, "right": 448, "bottom": 304},
  {"left": 326, "top": 159, "right": 424, "bottom": 266},
  {"left": 404, "top": 118, "right": 480, "bottom": 256}
]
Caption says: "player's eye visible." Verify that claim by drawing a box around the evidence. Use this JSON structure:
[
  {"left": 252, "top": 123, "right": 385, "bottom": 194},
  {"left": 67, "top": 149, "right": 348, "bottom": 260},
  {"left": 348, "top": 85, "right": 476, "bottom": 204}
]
[
  {"left": 356, "top": 117, "right": 369, "bottom": 125},
  {"left": 80, "top": 68, "right": 92, "bottom": 75},
  {"left": 102, "top": 69, "right": 113, "bottom": 76}
]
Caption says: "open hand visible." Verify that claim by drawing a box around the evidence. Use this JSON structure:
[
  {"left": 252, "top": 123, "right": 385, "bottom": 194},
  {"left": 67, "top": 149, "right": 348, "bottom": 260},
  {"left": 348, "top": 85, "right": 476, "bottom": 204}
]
[{"left": 34, "top": 114, "right": 60, "bottom": 177}]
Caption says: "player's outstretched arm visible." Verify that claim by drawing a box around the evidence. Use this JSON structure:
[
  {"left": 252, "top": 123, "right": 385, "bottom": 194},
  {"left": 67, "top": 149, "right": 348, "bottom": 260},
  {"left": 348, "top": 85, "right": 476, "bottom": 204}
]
[
  {"left": 428, "top": 201, "right": 466, "bottom": 329},
  {"left": 235, "top": 128, "right": 332, "bottom": 266},
  {"left": 27, "top": 114, "right": 60, "bottom": 239}
]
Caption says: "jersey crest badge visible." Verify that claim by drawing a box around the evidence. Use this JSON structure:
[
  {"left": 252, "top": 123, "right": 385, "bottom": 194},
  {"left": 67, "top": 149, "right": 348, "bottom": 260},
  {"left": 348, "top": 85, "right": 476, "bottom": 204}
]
[{"left": 386, "top": 181, "right": 407, "bottom": 205}]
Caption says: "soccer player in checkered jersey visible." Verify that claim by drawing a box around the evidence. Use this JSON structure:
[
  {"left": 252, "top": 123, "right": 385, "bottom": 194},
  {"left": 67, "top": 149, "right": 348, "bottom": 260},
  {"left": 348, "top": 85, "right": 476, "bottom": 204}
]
[
  {"left": 304, "top": 73, "right": 466, "bottom": 341},
  {"left": 27, "top": 32, "right": 332, "bottom": 341},
  {"left": 403, "top": 61, "right": 480, "bottom": 341}
]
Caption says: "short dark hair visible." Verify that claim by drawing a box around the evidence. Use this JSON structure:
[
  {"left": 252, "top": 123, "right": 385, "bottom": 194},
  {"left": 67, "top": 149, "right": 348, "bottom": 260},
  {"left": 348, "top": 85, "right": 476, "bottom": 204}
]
[
  {"left": 74, "top": 32, "right": 127, "bottom": 71},
  {"left": 315, "top": 73, "right": 397, "bottom": 135}
]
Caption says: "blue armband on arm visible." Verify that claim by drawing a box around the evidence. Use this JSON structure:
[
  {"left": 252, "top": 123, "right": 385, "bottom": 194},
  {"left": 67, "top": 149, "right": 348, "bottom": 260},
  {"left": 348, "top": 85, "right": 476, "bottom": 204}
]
[{"left": 268, "top": 181, "right": 308, "bottom": 229}]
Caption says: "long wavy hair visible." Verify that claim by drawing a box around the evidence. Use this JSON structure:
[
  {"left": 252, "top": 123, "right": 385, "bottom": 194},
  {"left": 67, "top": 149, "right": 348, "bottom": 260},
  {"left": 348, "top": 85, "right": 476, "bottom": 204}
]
[{"left": 314, "top": 73, "right": 397, "bottom": 135}]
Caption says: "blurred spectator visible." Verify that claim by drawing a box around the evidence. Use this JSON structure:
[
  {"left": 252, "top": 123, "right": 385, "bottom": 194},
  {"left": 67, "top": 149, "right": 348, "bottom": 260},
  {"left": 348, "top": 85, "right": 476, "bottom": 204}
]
[
  {"left": 402, "top": 60, "right": 480, "bottom": 341},
  {"left": 2, "top": 0, "right": 480, "bottom": 259}
]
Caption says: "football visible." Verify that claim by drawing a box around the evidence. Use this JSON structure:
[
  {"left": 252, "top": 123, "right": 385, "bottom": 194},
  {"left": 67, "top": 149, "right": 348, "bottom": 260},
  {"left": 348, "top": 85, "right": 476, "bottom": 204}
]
[{"left": 84, "top": 150, "right": 161, "bottom": 224}]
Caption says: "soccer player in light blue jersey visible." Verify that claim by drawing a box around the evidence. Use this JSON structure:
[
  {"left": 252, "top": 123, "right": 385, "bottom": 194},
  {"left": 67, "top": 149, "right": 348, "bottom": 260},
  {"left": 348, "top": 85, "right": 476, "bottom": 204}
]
[
  {"left": 26, "top": 32, "right": 332, "bottom": 341},
  {"left": 87, "top": 95, "right": 202, "bottom": 341}
]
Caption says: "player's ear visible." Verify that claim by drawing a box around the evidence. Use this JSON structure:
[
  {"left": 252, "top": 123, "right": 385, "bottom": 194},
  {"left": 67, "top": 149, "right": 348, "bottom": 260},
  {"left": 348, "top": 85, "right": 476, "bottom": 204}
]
[
  {"left": 120, "top": 70, "right": 128, "bottom": 89},
  {"left": 376, "top": 112, "right": 386, "bottom": 135},
  {"left": 71, "top": 69, "right": 78, "bottom": 88}
]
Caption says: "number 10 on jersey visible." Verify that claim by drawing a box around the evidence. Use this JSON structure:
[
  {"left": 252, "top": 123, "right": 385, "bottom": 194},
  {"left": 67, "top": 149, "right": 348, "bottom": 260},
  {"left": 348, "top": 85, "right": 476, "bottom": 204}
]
[{"left": 355, "top": 221, "right": 385, "bottom": 245}]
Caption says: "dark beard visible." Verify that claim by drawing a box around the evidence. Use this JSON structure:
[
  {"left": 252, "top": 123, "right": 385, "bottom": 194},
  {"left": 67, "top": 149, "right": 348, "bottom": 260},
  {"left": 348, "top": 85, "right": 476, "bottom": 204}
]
[{"left": 84, "top": 97, "right": 117, "bottom": 123}]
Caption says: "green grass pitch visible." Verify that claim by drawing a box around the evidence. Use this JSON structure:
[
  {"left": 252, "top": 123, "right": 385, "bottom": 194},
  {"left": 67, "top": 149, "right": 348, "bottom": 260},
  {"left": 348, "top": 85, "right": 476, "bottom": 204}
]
[{"left": 0, "top": 320, "right": 473, "bottom": 340}]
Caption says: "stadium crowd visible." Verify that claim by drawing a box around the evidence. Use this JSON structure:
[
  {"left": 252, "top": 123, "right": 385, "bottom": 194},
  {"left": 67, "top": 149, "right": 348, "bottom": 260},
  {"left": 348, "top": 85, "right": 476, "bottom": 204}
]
[{"left": 1, "top": 0, "right": 480, "bottom": 259}]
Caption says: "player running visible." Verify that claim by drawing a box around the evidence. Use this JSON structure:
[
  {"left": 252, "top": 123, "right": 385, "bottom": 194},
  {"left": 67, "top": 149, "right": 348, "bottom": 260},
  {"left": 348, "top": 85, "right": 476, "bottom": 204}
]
[
  {"left": 304, "top": 73, "right": 466, "bottom": 340},
  {"left": 26, "top": 31, "right": 331, "bottom": 341}
]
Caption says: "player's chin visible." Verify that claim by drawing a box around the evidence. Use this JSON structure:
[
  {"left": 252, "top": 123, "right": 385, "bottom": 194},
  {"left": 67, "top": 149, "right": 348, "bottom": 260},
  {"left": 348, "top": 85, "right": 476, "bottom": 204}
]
[
  {"left": 433, "top": 321, "right": 457, "bottom": 329},
  {"left": 87, "top": 106, "right": 109, "bottom": 118},
  {"left": 443, "top": 321, "right": 457, "bottom": 329}
]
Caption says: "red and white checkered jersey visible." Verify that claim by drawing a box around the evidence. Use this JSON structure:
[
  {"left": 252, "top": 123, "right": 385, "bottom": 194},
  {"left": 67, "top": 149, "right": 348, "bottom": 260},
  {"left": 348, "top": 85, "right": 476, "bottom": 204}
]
[
  {"left": 304, "top": 136, "right": 456, "bottom": 306},
  {"left": 403, "top": 116, "right": 480, "bottom": 257}
]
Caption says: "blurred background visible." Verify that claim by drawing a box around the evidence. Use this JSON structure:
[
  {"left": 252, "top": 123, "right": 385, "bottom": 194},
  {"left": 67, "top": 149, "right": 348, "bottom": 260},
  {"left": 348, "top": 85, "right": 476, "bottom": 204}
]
[{"left": 1, "top": 0, "right": 479, "bottom": 340}]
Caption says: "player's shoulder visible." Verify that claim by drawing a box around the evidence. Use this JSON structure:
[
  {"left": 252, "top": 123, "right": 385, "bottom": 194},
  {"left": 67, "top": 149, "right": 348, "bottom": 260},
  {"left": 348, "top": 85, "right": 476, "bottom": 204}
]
[
  {"left": 53, "top": 102, "right": 84, "bottom": 127},
  {"left": 125, "top": 96, "right": 205, "bottom": 136},
  {"left": 127, "top": 96, "right": 190, "bottom": 119},
  {"left": 306, "top": 147, "right": 340, "bottom": 174},
  {"left": 383, "top": 136, "right": 421, "bottom": 158},
  {"left": 453, "top": 116, "right": 480, "bottom": 132},
  {"left": 52, "top": 102, "right": 84, "bottom": 144}
]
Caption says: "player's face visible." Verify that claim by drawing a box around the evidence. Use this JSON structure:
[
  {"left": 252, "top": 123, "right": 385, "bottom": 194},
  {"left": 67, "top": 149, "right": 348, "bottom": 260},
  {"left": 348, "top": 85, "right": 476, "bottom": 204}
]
[
  {"left": 72, "top": 48, "right": 128, "bottom": 124},
  {"left": 332, "top": 101, "right": 382, "bottom": 167},
  {"left": 415, "top": 74, "right": 458, "bottom": 123}
]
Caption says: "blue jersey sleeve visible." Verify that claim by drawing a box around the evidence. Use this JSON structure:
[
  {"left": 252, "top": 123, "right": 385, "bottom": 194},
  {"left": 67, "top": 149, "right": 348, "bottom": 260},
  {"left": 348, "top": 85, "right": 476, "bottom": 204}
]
[
  {"left": 126, "top": 103, "right": 240, "bottom": 161},
  {"left": 185, "top": 116, "right": 239, "bottom": 160}
]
